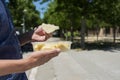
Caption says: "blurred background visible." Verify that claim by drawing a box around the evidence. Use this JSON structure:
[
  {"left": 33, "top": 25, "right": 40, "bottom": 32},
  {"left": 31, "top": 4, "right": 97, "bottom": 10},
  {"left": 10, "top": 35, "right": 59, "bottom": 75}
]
[
  {"left": 6, "top": 0, "right": 120, "bottom": 51},
  {"left": 5, "top": 0, "right": 120, "bottom": 80}
]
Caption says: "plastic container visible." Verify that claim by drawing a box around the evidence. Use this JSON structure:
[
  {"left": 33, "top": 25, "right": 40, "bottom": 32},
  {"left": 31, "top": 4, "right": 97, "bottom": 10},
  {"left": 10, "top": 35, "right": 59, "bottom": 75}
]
[{"left": 32, "top": 41, "right": 72, "bottom": 51}]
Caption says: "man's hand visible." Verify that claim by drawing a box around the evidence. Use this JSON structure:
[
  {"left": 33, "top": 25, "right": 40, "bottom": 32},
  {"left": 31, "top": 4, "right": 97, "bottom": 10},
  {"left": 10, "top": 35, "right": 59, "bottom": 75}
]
[
  {"left": 0, "top": 49, "right": 61, "bottom": 76},
  {"left": 32, "top": 26, "right": 52, "bottom": 42},
  {"left": 26, "top": 49, "right": 61, "bottom": 69}
]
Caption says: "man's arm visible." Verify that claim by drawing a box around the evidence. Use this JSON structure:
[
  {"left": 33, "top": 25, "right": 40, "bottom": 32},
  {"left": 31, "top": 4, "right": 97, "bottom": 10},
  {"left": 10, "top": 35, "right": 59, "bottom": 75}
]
[
  {"left": 18, "top": 27, "right": 51, "bottom": 46},
  {"left": 0, "top": 59, "right": 30, "bottom": 76},
  {"left": 0, "top": 49, "right": 60, "bottom": 76}
]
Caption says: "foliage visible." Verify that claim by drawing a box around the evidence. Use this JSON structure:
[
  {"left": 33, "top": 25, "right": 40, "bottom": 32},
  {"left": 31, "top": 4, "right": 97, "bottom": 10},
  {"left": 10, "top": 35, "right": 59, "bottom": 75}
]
[
  {"left": 7, "top": 0, "right": 42, "bottom": 31},
  {"left": 90, "top": 0, "right": 120, "bottom": 26},
  {"left": 41, "top": 0, "right": 120, "bottom": 29},
  {"left": 7, "top": 0, "right": 120, "bottom": 33}
]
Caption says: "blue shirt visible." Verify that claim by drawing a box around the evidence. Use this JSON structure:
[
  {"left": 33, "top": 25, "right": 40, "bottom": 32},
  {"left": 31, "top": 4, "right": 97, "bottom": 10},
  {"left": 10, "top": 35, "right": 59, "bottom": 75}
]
[{"left": 0, "top": 0, "right": 28, "bottom": 80}]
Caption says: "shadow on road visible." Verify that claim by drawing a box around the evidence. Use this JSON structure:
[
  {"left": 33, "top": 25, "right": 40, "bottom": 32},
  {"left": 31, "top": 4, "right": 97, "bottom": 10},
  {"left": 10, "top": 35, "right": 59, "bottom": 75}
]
[{"left": 71, "top": 42, "right": 120, "bottom": 52}]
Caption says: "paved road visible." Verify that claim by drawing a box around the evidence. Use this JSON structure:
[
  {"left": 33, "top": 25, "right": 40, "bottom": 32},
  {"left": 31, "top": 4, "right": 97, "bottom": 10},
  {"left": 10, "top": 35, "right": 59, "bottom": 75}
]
[{"left": 24, "top": 49, "right": 120, "bottom": 80}]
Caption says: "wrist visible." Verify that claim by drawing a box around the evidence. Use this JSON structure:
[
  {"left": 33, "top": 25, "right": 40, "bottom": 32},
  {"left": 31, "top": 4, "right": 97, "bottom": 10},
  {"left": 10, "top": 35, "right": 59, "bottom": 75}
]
[
  {"left": 22, "top": 56, "right": 37, "bottom": 71},
  {"left": 25, "top": 30, "right": 34, "bottom": 42},
  {"left": 18, "top": 30, "right": 34, "bottom": 46},
  {"left": 19, "top": 58, "right": 34, "bottom": 71}
]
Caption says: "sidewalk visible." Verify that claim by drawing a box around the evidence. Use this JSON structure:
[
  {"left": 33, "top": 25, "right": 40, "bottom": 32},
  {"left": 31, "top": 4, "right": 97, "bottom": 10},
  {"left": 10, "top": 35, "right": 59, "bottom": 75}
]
[{"left": 25, "top": 49, "right": 120, "bottom": 80}]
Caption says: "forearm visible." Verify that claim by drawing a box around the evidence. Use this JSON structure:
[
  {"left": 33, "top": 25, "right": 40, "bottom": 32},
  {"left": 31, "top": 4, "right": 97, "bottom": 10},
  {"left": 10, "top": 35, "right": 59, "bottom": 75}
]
[
  {"left": 0, "top": 49, "right": 61, "bottom": 76},
  {"left": 18, "top": 30, "right": 34, "bottom": 46},
  {"left": 0, "top": 58, "right": 32, "bottom": 76}
]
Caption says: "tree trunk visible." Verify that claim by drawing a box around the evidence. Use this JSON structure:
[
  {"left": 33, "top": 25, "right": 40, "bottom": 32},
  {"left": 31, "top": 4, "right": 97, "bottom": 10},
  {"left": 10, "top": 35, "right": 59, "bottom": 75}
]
[
  {"left": 113, "top": 26, "right": 116, "bottom": 43},
  {"left": 70, "top": 26, "right": 74, "bottom": 42},
  {"left": 116, "top": 27, "right": 119, "bottom": 37},
  {"left": 86, "top": 28, "right": 88, "bottom": 42},
  {"left": 110, "top": 28, "right": 113, "bottom": 37},
  {"left": 99, "top": 28, "right": 105, "bottom": 37},
  {"left": 95, "top": 24, "right": 99, "bottom": 42},
  {"left": 80, "top": 17, "right": 86, "bottom": 49}
]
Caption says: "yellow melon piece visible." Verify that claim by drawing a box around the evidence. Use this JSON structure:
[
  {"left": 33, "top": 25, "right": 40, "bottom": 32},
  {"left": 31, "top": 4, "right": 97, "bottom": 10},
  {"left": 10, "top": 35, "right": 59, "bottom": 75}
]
[
  {"left": 56, "top": 43, "right": 69, "bottom": 51},
  {"left": 41, "top": 44, "right": 59, "bottom": 50},
  {"left": 33, "top": 42, "right": 71, "bottom": 51},
  {"left": 34, "top": 44, "right": 45, "bottom": 51}
]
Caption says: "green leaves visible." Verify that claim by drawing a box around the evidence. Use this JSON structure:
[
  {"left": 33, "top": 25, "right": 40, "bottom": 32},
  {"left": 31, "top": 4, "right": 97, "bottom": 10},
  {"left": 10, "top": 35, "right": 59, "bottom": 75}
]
[
  {"left": 8, "top": 0, "right": 41, "bottom": 31},
  {"left": 8, "top": 0, "right": 120, "bottom": 32}
]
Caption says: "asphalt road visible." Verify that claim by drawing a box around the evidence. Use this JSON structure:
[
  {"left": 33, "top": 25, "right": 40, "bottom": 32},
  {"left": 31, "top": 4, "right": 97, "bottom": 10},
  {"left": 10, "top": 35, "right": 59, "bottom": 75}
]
[{"left": 24, "top": 49, "right": 120, "bottom": 80}]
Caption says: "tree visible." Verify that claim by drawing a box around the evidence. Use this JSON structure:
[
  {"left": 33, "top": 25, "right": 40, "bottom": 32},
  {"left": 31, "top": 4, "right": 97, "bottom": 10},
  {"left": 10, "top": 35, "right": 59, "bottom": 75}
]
[
  {"left": 40, "top": 0, "right": 120, "bottom": 47},
  {"left": 91, "top": 0, "right": 120, "bottom": 43},
  {"left": 7, "top": 0, "right": 42, "bottom": 33}
]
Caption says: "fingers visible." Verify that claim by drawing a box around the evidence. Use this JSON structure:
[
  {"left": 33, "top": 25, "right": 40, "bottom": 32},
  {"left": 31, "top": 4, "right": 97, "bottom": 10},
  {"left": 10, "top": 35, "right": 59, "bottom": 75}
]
[
  {"left": 44, "top": 33, "right": 52, "bottom": 41},
  {"left": 40, "top": 49, "right": 61, "bottom": 63},
  {"left": 37, "top": 26, "right": 53, "bottom": 36},
  {"left": 35, "top": 27, "right": 46, "bottom": 36},
  {"left": 33, "top": 26, "right": 53, "bottom": 41},
  {"left": 37, "top": 36, "right": 46, "bottom": 42},
  {"left": 38, "top": 49, "right": 61, "bottom": 56},
  {"left": 41, "top": 51, "right": 59, "bottom": 63},
  {"left": 30, "top": 49, "right": 61, "bottom": 66},
  {"left": 39, "top": 33, "right": 52, "bottom": 41}
]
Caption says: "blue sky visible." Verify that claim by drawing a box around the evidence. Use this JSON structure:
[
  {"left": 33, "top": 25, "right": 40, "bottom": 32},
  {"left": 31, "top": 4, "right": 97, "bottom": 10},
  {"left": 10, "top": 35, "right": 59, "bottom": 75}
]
[{"left": 33, "top": 1, "right": 50, "bottom": 19}]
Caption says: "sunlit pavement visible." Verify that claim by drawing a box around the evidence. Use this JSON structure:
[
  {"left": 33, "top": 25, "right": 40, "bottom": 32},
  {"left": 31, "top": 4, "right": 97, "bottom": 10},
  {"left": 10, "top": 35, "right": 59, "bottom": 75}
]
[{"left": 24, "top": 49, "right": 120, "bottom": 80}]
